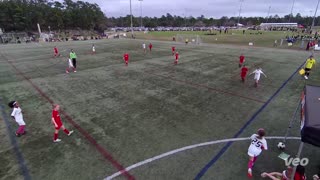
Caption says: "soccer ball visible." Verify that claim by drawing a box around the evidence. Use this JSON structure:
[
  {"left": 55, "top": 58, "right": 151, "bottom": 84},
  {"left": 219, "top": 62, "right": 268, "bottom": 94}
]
[{"left": 277, "top": 142, "right": 286, "bottom": 150}]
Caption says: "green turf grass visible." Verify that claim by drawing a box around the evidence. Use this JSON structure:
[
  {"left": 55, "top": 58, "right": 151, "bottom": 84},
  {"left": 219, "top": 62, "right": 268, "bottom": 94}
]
[
  {"left": 135, "top": 30, "right": 308, "bottom": 49},
  {"left": 0, "top": 39, "right": 319, "bottom": 180}
]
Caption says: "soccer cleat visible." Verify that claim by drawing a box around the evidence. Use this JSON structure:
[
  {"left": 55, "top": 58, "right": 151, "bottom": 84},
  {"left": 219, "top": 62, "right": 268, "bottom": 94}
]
[
  {"left": 53, "top": 139, "right": 62, "bottom": 143},
  {"left": 304, "top": 75, "right": 308, "bottom": 80},
  {"left": 68, "top": 130, "right": 74, "bottom": 136},
  {"left": 247, "top": 168, "right": 252, "bottom": 178},
  {"left": 66, "top": 71, "right": 69, "bottom": 74},
  {"left": 15, "top": 133, "right": 21, "bottom": 137}
]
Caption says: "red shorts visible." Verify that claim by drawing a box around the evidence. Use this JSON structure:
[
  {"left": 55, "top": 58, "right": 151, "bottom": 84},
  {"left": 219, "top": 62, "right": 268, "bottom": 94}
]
[
  {"left": 241, "top": 73, "right": 247, "bottom": 78},
  {"left": 54, "top": 120, "right": 63, "bottom": 130}
]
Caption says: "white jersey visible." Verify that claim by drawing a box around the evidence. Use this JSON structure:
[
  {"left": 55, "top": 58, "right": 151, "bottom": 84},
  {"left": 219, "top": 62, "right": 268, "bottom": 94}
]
[
  {"left": 11, "top": 107, "right": 26, "bottom": 126},
  {"left": 92, "top": 46, "right": 95, "bottom": 52},
  {"left": 142, "top": 43, "right": 146, "bottom": 49},
  {"left": 252, "top": 69, "right": 264, "bottom": 81},
  {"left": 247, "top": 134, "right": 267, "bottom": 157},
  {"left": 68, "top": 58, "right": 74, "bottom": 68}
]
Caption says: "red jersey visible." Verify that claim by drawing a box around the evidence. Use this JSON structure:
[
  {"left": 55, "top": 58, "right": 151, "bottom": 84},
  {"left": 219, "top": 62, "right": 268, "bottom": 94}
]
[
  {"left": 239, "top": 55, "right": 245, "bottom": 63},
  {"left": 241, "top": 67, "right": 248, "bottom": 77},
  {"left": 172, "top": 47, "right": 175, "bottom": 52},
  {"left": 52, "top": 110, "right": 62, "bottom": 127},
  {"left": 294, "top": 174, "right": 306, "bottom": 180},
  {"left": 175, "top": 53, "right": 179, "bottom": 60},
  {"left": 149, "top": 44, "right": 152, "bottom": 49},
  {"left": 123, "top": 54, "right": 129, "bottom": 61},
  {"left": 54, "top": 47, "right": 58, "bottom": 53}
]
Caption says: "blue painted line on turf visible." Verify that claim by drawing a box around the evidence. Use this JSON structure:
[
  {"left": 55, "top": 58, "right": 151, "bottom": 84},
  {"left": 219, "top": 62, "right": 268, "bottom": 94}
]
[
  {"left": 0, "top": 98, "right": 31, "bottom": 180},
  {"left": 194, "top": 62, "right": 305, "bottom": 180}
]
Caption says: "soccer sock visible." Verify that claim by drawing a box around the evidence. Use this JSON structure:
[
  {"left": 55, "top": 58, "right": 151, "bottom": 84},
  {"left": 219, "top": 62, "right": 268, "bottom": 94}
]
[
  {"left": 248, "top": 160, "right": 254, "bottom": 169},
  {"left": 63, "top": 129, "right": 70, "bottom": 134},
  {"left": 54, "top": 133, "right": 58, "bottom": 141},
  {"left": 253, "top": 156, "right": 257, "bottom": 163}
]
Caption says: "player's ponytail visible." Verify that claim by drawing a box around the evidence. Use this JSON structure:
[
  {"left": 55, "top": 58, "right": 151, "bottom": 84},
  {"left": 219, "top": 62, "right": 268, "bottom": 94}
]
[{"left": 8, "top": 101, "right": 16, "bottom": 108}]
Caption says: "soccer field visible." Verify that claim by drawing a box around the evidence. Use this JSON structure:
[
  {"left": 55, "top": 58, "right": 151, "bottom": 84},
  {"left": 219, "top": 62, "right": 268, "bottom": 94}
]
[
  {"left": 0, "top": 39, "right": 320, "bottom": 180},
  {"left": 135, "top": 30, "right": 303, "bottom": 49}
]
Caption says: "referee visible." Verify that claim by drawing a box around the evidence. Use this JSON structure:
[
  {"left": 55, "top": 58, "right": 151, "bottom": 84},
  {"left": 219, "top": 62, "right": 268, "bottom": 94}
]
[{"left": 70, "top": 49, "right": 77, "bottom": 72}]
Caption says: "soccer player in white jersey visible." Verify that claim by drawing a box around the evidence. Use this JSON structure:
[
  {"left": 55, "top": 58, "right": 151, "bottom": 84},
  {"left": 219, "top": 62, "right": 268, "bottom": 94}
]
[
  {"left": 66, "top": 58, "right": 76, "bottom": 73},
  {"left": 92, "top": 44, "right": 96, "bottom": 55},
  {"left": 249, "top": 68, "right": 267, "bottom": 87},
  {"left": 142, "top": 43, "right": 146, "bottom": 54},
  {"left": 8, "top": 101, "right": 26, "bottom": 137},
  {"left": 247, "top": 128, "right": 268, "bottom": 178}
]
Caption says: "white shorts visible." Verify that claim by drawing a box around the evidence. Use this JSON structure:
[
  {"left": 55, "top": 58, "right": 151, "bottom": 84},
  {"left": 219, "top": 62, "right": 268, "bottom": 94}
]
[
  {"left": 254, "top": 75, "right": 261, "bottom": 81},
  {"left": 248, "top": 146, "right": 261, "bottom": 157},
  {"left": 68, "top": 59, "right": 74, "bottom": 68}
]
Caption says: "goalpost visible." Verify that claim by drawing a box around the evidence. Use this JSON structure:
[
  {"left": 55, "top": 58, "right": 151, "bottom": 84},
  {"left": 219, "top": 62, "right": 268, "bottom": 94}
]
[{"left": 176, "top": 34, "right": 202, "bottom": 45}]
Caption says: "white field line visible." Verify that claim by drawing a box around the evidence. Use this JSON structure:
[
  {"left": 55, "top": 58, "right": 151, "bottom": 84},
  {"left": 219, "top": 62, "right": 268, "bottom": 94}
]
[{"left": 104, "top": 136, "right": 301, "bottom": 180}]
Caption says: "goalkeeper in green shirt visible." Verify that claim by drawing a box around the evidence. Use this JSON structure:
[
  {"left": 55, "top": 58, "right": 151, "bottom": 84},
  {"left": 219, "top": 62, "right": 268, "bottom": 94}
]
[{"left": 69, "top": 49, "right": 77, "bottom": 72}]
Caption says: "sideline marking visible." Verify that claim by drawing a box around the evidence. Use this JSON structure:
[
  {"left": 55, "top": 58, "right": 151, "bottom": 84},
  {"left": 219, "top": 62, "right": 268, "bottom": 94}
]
[
  {"left": 104, "top": 136, "right": 300, "bottom": 180},
  {"left": 0, "top": 98, "right": 31, "bottom": 180}
]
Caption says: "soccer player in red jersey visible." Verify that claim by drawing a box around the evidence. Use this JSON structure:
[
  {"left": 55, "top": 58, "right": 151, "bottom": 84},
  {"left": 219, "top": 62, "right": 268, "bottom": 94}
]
[
  {"left": 149, "top": 43, "right": 153, "bottom": 52},
  {"left": 241, "top": 65, "right": 249, "bottom": 83},
  {"left": 239, "top": 54, "right": 245, "bottom": 67},
  {"left": 174, "top": 52, "right": 179, "bottom": 65},
  {"left": 51, "top": 104, "right": 73, "bottom": 143},
  {"left": 123, "top": 53, "right": 129, "bottom": 65},
  {"left": 172, "top": 46, "right": 176, "bottom": 55},
  {"left": 54, "top": 46, "right": 60, "bottom": 57}
]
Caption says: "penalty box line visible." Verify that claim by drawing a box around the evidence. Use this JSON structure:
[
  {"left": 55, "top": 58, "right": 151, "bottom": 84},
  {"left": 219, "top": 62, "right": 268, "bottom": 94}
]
[{"left": 194, "top": 60, "right": 306, "bottom": 179}]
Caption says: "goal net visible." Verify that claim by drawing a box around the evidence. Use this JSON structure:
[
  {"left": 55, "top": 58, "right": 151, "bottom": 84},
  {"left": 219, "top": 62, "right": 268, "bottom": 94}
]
[{"left": 176, "top": 34, "right": 202, "bottom": 45}]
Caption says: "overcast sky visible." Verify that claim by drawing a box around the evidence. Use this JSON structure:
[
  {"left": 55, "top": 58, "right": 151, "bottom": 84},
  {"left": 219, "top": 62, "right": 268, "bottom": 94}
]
[{"left": 85, "top": 0, "right": 320, "bottom": 18}]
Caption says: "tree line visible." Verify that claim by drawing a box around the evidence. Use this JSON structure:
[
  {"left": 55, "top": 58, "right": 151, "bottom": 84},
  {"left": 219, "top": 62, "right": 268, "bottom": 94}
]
[
  {"left": 0, "top": 0, "right": 106, "bottom": 32},
  {"left": 107, "top": 13, "right": 320, "bottom": 28},
  {"left": 1, "top": 0, "right": 320, "bottom": 32}
]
